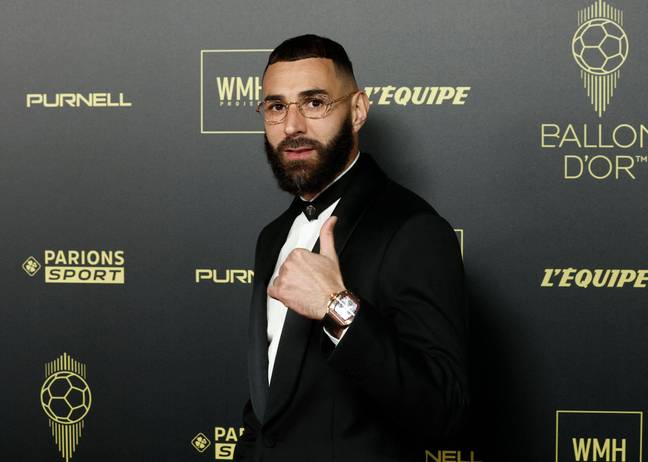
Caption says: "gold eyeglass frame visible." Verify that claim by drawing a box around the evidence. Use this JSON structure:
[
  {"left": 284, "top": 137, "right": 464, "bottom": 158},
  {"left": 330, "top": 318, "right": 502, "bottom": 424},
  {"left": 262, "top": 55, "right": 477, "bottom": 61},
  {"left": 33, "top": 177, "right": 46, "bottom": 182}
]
[{"left": 256, "top": 90, "right": 359, "bottom": 124}]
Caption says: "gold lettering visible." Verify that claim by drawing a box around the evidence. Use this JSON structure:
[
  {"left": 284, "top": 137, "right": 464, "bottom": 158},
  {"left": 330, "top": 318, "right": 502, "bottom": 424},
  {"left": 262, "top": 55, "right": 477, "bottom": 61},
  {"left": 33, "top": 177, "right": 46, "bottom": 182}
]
[
  {"left": 44, "top": 250, "right": 56, "bottom": 264},
  {"left": 541, "top": 124, "right": 560, "bottom": 148},
  {"left": 558, "top": 267, "right": 577, "bottom": 287},
  {"left": 564, "top": 155, "right": 584, "bottom": 179},
  {"left": 541, "top": 269, "right": 556, "bottom": 287},
  {"left": 572, "top": 437, "right": 591, "bottom": 461},
  {"left": 26, "top": 94, "right": 43, "bottom": 107},
  {"left": 195, "top": 269, "right": 212, "bottom": 283},
  {"left": 56, "top": 94, "right": 70, "bottom": 106},
  {"left": 118, "top": 92, "right": 133, "bottom": 106},
  {"left": 615, "top": 156, "right": 635, "bottom": 180},
  {"left": 612, "top": 124, "right": 637, "bottom": 148},
  {"left": 616, "top": 269, "right": 636, "bottom": 287},
  {"left": 560, "top": 124, "right": 582, "bottom": 148},
  {"left": 598, "top": 124, "right": 614, "bottom": 148},
  {"left": 634, "top": 270, "right": 648, "bottom": 288},
  {"left": 453, "top": 87, "right": 470, "bottom": 105},
  {"left": 435, "top": 87, "right": 455, "bottom": 104},
  {"left": 77, "top": 93, "right": 92, "bottom": 107},
  {"left": 593, "top": 438, "right": 610, "bottom": 460},
  {"left": 92, "top": 93, "right": 108, "bottom": 107}
]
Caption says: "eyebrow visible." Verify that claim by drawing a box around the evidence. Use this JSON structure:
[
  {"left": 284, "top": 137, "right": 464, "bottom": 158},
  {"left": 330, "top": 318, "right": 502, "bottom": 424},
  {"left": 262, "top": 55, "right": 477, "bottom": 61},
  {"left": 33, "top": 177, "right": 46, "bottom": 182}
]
[{"left": 264, "top": 88, "right": 330, "bottom": 102}]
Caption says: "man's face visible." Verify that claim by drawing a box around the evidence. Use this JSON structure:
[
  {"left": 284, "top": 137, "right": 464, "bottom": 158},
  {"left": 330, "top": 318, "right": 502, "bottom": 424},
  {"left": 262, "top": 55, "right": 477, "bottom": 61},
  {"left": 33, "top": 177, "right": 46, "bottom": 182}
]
[{"left": 262, "top": 58, "right": 356, "bottom": 197}]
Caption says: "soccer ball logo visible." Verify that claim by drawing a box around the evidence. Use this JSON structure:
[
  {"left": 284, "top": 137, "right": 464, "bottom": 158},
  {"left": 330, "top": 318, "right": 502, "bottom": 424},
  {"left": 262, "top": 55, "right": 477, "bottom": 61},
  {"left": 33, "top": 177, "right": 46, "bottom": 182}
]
[
  {"left": 572, "top": 18, "right": 628, "bottom": 75},
  {"left": 41, "top": 371, "right": 92, "bottom": 424}
]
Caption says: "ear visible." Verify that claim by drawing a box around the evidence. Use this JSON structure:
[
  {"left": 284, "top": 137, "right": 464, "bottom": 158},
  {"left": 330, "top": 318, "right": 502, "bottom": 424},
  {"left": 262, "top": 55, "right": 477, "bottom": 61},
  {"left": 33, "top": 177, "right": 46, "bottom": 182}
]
[{"left": 350, "top": 91, "right": 369, "bottom": 133}]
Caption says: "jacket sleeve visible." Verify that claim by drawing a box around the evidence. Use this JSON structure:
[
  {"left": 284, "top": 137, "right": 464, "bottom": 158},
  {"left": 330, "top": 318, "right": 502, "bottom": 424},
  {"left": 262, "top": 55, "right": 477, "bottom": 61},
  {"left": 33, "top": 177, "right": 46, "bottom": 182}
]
[
  {"left": 327, "top": 211, "right": 468, "bottom": 438},
  {"left": 234, "top": 227, "right": 268, "bottom": 462},
  {"left": 233, "top": 398, "right": 260, "bottom": 461}
]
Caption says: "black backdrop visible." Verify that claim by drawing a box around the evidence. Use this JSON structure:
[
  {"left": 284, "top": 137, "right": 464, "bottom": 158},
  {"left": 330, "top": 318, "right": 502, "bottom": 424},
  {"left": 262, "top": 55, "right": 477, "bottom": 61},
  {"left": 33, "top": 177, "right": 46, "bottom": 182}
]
[{"left": 2, "top": 1, "right": 647, "bottom": 461}]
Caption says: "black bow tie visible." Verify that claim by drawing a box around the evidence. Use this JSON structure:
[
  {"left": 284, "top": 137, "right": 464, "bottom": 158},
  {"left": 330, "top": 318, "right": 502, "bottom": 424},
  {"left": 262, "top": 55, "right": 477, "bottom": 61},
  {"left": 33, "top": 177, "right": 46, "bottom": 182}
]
[{"left": 289, "top": 157, "right": 360, "bottom": 221}]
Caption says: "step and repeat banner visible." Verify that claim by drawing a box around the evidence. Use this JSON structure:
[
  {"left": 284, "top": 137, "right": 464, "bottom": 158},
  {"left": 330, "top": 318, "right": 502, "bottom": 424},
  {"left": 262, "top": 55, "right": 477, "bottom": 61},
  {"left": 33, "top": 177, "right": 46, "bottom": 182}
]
[{"left": 1, "top": 1, "right": 646, "bottom": 461}]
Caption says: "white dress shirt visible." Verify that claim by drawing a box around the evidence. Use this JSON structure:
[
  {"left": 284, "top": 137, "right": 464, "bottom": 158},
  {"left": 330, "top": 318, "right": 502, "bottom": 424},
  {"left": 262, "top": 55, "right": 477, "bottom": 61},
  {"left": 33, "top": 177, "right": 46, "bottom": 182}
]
[{"left": 266, "top": 152, "right": 360, "bottom": 384}]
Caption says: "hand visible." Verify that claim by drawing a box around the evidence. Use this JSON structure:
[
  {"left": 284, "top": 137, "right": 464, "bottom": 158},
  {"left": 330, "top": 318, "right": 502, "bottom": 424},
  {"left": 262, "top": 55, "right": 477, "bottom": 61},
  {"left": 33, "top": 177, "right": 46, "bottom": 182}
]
[{"left": 267, "top": 216, "right": 346, "bottom": 320}]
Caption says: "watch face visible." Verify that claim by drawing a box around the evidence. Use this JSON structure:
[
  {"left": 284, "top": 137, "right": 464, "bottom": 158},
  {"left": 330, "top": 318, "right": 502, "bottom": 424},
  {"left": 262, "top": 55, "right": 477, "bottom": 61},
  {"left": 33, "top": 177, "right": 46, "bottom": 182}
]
[{"left": 335, "top": 297, "right": 357, "bottom": 321}]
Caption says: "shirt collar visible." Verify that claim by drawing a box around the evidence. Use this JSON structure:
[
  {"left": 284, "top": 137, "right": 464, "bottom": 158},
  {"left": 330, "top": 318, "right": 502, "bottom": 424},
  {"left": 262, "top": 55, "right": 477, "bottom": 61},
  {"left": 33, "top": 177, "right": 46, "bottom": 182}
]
[{"left": 290, "top": 151, "right": 362, "bottom": 221}]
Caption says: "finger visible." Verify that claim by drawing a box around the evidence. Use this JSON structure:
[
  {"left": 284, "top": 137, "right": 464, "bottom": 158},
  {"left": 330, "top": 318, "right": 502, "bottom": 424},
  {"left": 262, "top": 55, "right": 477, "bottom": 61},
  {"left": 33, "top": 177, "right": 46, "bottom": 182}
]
[{"left": 318, "top": 215, "right": 338, "bottom": 263}]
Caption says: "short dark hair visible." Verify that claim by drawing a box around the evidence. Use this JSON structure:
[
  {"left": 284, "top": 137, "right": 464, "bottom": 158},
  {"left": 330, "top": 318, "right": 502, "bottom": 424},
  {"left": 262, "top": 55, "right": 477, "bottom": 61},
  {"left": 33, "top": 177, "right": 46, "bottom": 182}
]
[{"left": 264, "top": 34, "right": 357, "bottom": 88}]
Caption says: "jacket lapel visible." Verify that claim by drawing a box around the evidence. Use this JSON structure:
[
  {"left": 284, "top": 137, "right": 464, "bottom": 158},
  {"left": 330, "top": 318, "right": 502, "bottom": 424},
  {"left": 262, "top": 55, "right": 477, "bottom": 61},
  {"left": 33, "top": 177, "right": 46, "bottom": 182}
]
[
  {"left": 262, "top": 153, "right": 388, "bottom": 425},
  {"left": 248, "top": 206, "right": 298, "bottom": 423}
]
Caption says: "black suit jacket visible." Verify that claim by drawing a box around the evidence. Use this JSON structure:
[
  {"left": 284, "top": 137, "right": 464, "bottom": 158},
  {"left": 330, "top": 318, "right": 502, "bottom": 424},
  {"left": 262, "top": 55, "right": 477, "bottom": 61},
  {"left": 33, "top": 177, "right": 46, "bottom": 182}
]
[{"left": 235, "top": 153, "right": 468, "bottom": 462}]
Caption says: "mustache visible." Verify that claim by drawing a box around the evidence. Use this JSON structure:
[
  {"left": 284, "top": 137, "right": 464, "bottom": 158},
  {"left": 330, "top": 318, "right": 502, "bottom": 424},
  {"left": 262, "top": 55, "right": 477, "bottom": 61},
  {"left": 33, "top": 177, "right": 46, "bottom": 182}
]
[{"left": 277, "top": 137, "right": 321, "bottom": 152}]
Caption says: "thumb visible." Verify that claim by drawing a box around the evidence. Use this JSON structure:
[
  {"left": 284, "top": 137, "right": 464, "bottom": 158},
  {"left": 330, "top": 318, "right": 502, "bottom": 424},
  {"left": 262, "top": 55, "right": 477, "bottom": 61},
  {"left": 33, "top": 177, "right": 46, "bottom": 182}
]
[{"left": 319, "top": 216, "right": 339, "bottom": 262}]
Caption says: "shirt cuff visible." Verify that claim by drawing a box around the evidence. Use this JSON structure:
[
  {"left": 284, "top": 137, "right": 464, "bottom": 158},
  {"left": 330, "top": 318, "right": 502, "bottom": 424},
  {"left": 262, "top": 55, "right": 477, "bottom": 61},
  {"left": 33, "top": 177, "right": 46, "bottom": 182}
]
[{"left": 323, "top": 325, "right": 348, "bottom": 346}]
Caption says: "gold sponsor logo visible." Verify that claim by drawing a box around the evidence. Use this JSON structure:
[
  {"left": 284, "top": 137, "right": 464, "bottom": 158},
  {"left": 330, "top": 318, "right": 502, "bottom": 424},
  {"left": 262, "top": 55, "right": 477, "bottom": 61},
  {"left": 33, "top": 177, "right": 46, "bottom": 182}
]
[
  {"left": 572, "top": 0, "right": 628, "bottom": 117},
  {"left": 425, "top": 450, "right": 482, "bottom": 462},
  {"left": 26, "top": 92, "right": 132, "bottom": 108},
  {"left": 539, "top": 3, "right": 648, "bottom": 181},
  {"left": 541, "top": 268, "right": 648, "bottom": 288},
  {"left": 41, "top": 353, "right": 92, "bottom": 462},
  {"left": 191, "top": 433, "right": 212, "bottom": 453},
  {"left": 555, "top": 410, "right": 643, "bottom": 462},
  {"left": 195, "top": 269, "right": 254, "bottom": 284},
  {"left": 23, "top": 250, "right": 126, "bottom": 284},
  {"left": 572, "top": 438, "right": 627, "bottom": 461},
  {"left": 22, "top": 256, "right": 41, "bottom": 276},
  {"left": 541, "top": 124, "right": 648, "bottom": 150},
  {"left": 214, "top": 427, "right": 244, "bottom": 460},
  {"left": 201, "top": 49, "right": 271, "bottom": 134},
  {"left": 540, "top": 124, "right": 648, "bottom": 180},
  {"left": 215, "top": 76, "right": 262, "bottom": 107},
  {"left": 364, "top": 86, "right": 470, "bottom": 106}
]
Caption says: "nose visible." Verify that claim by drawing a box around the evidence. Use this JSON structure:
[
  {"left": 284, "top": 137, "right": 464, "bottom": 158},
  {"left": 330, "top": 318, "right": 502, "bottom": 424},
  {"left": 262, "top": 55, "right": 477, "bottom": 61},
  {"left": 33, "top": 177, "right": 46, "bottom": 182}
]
[{"left": 283, "top": 103, "right": 307, "bottom": 137}]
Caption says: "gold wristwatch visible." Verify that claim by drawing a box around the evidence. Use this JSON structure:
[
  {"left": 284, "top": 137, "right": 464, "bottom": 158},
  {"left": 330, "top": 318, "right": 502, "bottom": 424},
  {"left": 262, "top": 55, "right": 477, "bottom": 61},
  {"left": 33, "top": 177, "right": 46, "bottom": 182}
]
[{"left": 324, "top": 290, "right": 361, "bottom": 338}]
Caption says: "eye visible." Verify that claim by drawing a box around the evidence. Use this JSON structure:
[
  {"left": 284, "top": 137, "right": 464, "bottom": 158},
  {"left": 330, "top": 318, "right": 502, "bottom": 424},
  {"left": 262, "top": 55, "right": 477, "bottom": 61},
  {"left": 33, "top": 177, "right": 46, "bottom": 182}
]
[
  {"left": 304, "top": 97, "right": 326, "bottom": 108},
  {"left": 266, "top": 102, "right": 285, "bottom": 112}
]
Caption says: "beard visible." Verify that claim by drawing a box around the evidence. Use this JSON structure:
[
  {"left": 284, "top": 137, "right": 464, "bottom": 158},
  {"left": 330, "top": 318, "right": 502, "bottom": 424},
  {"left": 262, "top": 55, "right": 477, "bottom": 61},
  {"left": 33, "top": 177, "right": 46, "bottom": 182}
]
[{"left": 264, "top": 115, "right": 355, "bottom": 196}]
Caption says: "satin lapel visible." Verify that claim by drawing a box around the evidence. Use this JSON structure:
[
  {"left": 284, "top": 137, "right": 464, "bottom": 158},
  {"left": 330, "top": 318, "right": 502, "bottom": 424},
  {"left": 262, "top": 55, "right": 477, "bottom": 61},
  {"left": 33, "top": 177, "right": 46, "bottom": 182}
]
[
  {"left": 315, "top": 154, "right": 387, "bottom": 257},
  {"left": 248, "top": 205, "right": 298, "bottom": 423},
  {"left": 263, "top": 304, "right": 314, "bottom": 425},
  {"left": 263, "top": 153, "right": 387, "bottom": 425}
]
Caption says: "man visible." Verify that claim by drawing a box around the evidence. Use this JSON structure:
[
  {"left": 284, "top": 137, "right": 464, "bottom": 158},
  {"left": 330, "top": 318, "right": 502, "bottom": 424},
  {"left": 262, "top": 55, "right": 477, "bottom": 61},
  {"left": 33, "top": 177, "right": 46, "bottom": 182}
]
[{"left": 235, "top": 34, "right": 468, "bottom": 462}]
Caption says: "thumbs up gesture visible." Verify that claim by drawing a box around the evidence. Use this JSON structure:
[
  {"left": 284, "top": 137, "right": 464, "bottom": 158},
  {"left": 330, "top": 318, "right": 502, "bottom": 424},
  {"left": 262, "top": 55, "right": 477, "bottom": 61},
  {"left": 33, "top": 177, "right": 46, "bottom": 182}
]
[{"left": 267, "top": 216, "right": 347, "bottom": 320}]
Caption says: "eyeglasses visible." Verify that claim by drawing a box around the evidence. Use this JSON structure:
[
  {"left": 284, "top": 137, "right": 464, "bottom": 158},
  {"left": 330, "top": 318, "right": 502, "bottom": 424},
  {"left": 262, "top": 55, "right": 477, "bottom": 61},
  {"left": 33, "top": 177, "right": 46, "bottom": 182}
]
[{"left": 256, "top": 91, "right": 358, "bottom": 124}]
